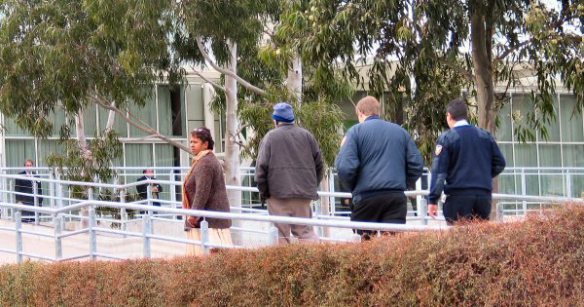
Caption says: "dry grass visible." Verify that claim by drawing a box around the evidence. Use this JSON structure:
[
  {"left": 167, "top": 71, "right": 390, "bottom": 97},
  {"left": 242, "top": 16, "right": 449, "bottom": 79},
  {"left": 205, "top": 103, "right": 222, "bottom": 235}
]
[{"left": 2, "top": 206, "right": 584, "bottom": 306}]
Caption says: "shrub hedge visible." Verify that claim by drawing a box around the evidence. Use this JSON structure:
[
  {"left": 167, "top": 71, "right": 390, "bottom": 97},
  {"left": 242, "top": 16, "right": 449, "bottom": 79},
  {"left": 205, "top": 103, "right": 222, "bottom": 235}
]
[{"left": 2, "top": 206, "right": 584, "bottom": 306}]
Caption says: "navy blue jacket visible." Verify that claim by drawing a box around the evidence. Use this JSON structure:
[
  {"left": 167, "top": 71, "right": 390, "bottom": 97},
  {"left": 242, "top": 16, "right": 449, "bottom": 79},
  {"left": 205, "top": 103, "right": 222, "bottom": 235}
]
[
  {"left": 428, "top": 124, "right": 506, "bottom": 204},
  {"left": 335, "top": 116, "right": 424, "bottom": 203}
]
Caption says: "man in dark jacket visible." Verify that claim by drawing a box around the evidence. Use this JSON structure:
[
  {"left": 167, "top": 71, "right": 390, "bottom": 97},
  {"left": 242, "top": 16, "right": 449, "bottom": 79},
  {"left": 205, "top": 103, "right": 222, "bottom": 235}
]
[
  {"left": 336, "top": 96, "right": 423, "bottom": 237},
  {"left": 255, "top": 102, "right": 323, "bottom": 244},
  {"left": 14, "top": 159, "right": 43, "bottom": 223},
  {"left": 427, "top": 98, "right": 506, "bottom": 225},
  {"left": 136, "top": 169, "right": 162, "bottom": 208}
]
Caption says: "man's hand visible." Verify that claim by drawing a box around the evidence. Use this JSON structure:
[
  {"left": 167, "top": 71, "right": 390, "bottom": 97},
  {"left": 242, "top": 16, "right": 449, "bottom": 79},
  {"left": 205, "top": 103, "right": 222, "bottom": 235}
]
[{"left": 428, "top": 204, "right": 438, "bottom": 218}]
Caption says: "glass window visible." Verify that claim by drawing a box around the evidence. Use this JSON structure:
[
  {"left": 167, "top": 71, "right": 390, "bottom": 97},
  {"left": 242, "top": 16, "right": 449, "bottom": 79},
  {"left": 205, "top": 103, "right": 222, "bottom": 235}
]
[
  {"left": 539, "top": 174, "right": 564, "bottom": 196},
  {"left": 38, "top": 140, "right": 63, "bottom": 167},
  {"left": 98, "top": 108, "right": 128, "bottom": 138},
  {"left": 78, "top": 105, "right": 98, "bottom": 137},
  {"left": 124, "top": 143, "right": 154, "bottom": 183},
  {"left": 570, "top": 175, "right": 584, "bottom": 198},
  {"left": 45, "top": 109, "right": 68, "bottom": 137},
  {"left": 525, "top": 174, "right": 540, "bottom": 195},
  {"left": 499, "top": 144, "right": 514, "bottom": 167},
  {"left": 5, "top": 140, "right": 35, "bottom": 167},
  {"left": 496, "top": 100, "right": 513, "bottom": 142},
  {"left": 559, "top": 95, "right": 584, "bottom": 142},
  {"left": 129, "top": 88, "right": 158, "bottom": 138},
  {"left": 562, "top": 145, "right": 584, "bottom": 167},
  {"left": 155, "top": 144, "right": 174, "bottom": 168},
  {"left": 514, "top": 144, "right": 538, "bottom": 167},
  {"left": 157, "top": 86, "right": 173, "bottom": 136},
  {"left": 538, "top": 144, "right": 561, "bottom": 167},
  {"left": 498, "top": 173, "right": 517, "bottom": 194},
  {"left": 511, "top": 93, "right": 560, "bottom": 142},
  {"left": 3, "top": 117, "right": 30, "bottom": 137}
]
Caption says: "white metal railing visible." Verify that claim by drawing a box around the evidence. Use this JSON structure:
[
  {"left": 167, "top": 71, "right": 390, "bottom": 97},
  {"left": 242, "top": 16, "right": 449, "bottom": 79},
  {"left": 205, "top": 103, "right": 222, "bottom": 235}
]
[{"left": 0, "top": 169, "right": 582, "bottom": 264}]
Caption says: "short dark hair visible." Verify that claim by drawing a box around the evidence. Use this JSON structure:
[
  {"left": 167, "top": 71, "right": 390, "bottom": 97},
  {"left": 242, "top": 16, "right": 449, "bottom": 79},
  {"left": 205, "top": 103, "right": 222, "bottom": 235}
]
[
  {"left": 191, "top": 127, "right": 214, "bottom": 150},
  {"left": 447, "top": 98, "right": 468, "bottom": 121}
]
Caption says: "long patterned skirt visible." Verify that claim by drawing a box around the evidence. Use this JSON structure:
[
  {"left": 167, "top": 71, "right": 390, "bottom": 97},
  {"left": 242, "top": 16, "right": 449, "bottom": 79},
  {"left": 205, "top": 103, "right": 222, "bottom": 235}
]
[{"left": 185, "top": 228, "right": 233, "bottom": 256}]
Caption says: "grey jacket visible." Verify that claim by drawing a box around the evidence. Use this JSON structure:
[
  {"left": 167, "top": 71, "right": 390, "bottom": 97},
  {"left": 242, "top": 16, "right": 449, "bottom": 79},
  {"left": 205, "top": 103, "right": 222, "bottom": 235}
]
[
  {"left": 335, "top": 116, "right": 424, "bottom": 203},
  {"left": 255, "top": 123, "right": 324, "bottom": 200}
]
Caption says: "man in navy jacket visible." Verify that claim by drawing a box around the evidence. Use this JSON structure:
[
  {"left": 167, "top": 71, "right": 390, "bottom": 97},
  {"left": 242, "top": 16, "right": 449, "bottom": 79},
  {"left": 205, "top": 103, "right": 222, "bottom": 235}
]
[
  {"left": 336, "top": 96, "right": 423, "bottom": 237},
  {"left": 14, "top": 159, "right": 43, "bottom": 223},
  {"left": 427, "top": 98, "right": 506, "bottom": 224}
]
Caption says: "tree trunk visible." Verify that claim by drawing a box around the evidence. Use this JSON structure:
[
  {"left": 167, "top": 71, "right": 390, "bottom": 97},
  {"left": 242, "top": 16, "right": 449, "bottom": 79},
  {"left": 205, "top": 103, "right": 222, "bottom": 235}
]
[
  {"left": 319, "top": 174, "right": 331, "bottom": 238},
  {"left": 105, "top": 103, "right": 116, "bottom": 132},
  {"left": 471, "top": 9, "right": 500, "bottom": 220},
  {"left": 75, "top": 112, "right": 88, "bottom": 151},
  {"left": 287, "top": 53, "right": 303, "bottom": 103},
  {"left": 224, "top": 39, "right": 242, "bottom": 242},
  {"left": 470, "top": 10, "right": 496, "bottom": 134},
  {"left": 75, "top": 111, "right": 90, "bottom": 228}
]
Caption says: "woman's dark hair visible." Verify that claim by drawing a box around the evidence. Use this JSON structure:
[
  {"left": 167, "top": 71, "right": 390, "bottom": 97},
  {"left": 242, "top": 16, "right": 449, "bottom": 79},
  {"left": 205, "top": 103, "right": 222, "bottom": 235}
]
[{"left": 191, "top": 127, "right": 214, "bottom": 150}]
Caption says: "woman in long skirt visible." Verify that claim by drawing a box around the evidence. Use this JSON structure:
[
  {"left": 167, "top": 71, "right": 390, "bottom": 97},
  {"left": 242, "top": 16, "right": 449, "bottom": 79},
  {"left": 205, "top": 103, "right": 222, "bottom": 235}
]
[{"left": 183, "top": 127, "right": 232, "bottom": 255}]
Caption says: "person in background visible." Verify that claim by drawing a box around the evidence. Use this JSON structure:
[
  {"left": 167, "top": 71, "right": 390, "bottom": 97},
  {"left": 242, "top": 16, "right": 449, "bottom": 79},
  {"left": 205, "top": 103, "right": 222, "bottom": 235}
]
[
  {"left": 335, "top": 96, "right": 423, "bottom": 239},
  {"left": 427, "top": 98, "right": 506, "bottom": 225},
  {"left": 255, "top": 102, "right": 323, "bottom": 244},
  {"left": 183, "top": 127, "right": 232, "bottom": 255},
  {"left": 14, "top": 159, "right": 43, "bottom": 223},
  {"left": 137, "top": 169, "right": 163, "bottom": 208}
]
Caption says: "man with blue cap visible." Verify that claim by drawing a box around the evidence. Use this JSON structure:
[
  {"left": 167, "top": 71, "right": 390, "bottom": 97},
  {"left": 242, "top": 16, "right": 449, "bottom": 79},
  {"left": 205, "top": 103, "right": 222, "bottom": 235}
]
[{"left": 255, "top": 102, "right": 323, "bottom": 244}]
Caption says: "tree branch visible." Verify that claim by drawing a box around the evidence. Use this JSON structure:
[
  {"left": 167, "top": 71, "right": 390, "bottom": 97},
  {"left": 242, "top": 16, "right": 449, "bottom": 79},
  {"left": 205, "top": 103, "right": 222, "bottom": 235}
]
[
  {"left": 195, "top": 37, "right": 268, "bottom": 96},
  {"left": 90, "top": 93, "right": 192, "bottom": 154},
  {"left": 190, "top": 65, "right": 226, "bottom": 92}
]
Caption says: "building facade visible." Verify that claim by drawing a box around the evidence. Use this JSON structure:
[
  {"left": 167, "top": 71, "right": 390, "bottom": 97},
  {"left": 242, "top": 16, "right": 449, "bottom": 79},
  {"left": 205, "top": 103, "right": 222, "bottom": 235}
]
[{"left": 0, "top": 73, "right": 223, "bottom": 184}]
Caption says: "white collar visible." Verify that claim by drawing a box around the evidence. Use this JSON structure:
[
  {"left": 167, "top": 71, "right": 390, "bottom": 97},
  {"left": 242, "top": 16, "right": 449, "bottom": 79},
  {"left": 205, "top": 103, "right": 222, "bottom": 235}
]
[{"left": 454, "top": 120, "right": 470, "bottom": 127}]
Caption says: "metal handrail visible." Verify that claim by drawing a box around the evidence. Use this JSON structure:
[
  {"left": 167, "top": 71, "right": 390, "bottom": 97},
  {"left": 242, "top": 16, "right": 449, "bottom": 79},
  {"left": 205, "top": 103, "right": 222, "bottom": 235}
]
[{"left": 0, "top": 171, "right": 582, "bottom": 264}]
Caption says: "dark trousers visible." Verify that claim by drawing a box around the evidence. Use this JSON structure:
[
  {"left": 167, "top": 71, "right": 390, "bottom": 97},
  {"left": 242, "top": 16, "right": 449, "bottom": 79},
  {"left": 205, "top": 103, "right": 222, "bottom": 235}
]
[
  {"left": 18, "top": 202, "right": 36, "bottom": 223},
  {"left": 350, "top": 191, "right": 407, "bottom": 236},
  {"left": 443, "top": 193, "right": 491, "bottom": 225}
]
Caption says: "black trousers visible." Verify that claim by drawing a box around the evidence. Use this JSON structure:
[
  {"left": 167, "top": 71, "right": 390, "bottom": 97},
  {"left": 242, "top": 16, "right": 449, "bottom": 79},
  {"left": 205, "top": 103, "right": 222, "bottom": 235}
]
[
  {"left": 443, "top": 193, "right": 491, "bottom": 225},
  {"left": 350, "top": 191, "right": 407, "bottom": 235}
]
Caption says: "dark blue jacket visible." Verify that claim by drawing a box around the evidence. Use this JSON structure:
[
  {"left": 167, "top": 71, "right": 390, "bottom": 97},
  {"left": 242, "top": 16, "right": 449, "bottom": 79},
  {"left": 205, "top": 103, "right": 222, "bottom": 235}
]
[
  {"left": 428, "top": 124, "right": 506, "bottom": 204},
  {"left": 335, "top": 116, "right": 424, "bottom": 203}
]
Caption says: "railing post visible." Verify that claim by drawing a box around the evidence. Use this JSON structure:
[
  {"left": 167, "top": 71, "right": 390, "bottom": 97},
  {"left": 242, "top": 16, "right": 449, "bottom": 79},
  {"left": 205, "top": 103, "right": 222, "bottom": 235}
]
[
  {"left": 170, "top": 170, "right": 177, "bottom": 220},
  {"left": 521, "top": 168, "right": 527, "bottom": 216},
  {"left": 497, "top": 200, "right": 505, "bottom": 221},
  {"left": 54, "top": 213, "right": 62, "bottom": 261},
  {"left": 120, "top": 189, "right": 128, "bottom": 235},
  {"left": 143, "top": 211, "right": 152, "bottom": 258},
  {"left": 269, "top": 226, "right": 279, "bottom": 245},
  {"left": 415, "top": 178, "right": 424, "bottom": 221},
  {"left": 0, "top": 170, "right": 6, "bottom": 219},
  {"left": 33, "top": 180, "right": 39, "bottom": 225},
  {"left": 55, "top": 171, "right": 65, "bottom": 231},
  {"left": 328, "top": 168, "right": 336, "bottom": 216},
  {"left": 15, "top": 210, "right": 23, "bottom": 264},
  {"left": 49, "top": 172, "right": 55, "bottom": 210},
  {"left": 566, "top": 170, "right": 573, "bottom": 198},
  {"left": 200, "top": 220, "right": 209, "bottom": 255},
  {"left": 88, "top": 188, "right": 97, "bottom": 260},
  {"left": 418, "top": 197, "right": 428, "bottom": 225},
  {"left": 147, "top": 183, "right": 153, "bottom": 216}
]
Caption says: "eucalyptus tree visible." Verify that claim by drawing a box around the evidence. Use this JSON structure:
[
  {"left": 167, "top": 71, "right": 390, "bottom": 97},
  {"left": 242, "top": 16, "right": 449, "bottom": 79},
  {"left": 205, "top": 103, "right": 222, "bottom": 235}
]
[
  {"left": 175, "top": 0, "right": 347, "bottom": 217},
  {"left": 0, "top": 0, "right": 186, "bottom": 176},
  {"left": 301, "top": 0, "right": 584, "bottom": 162}
]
